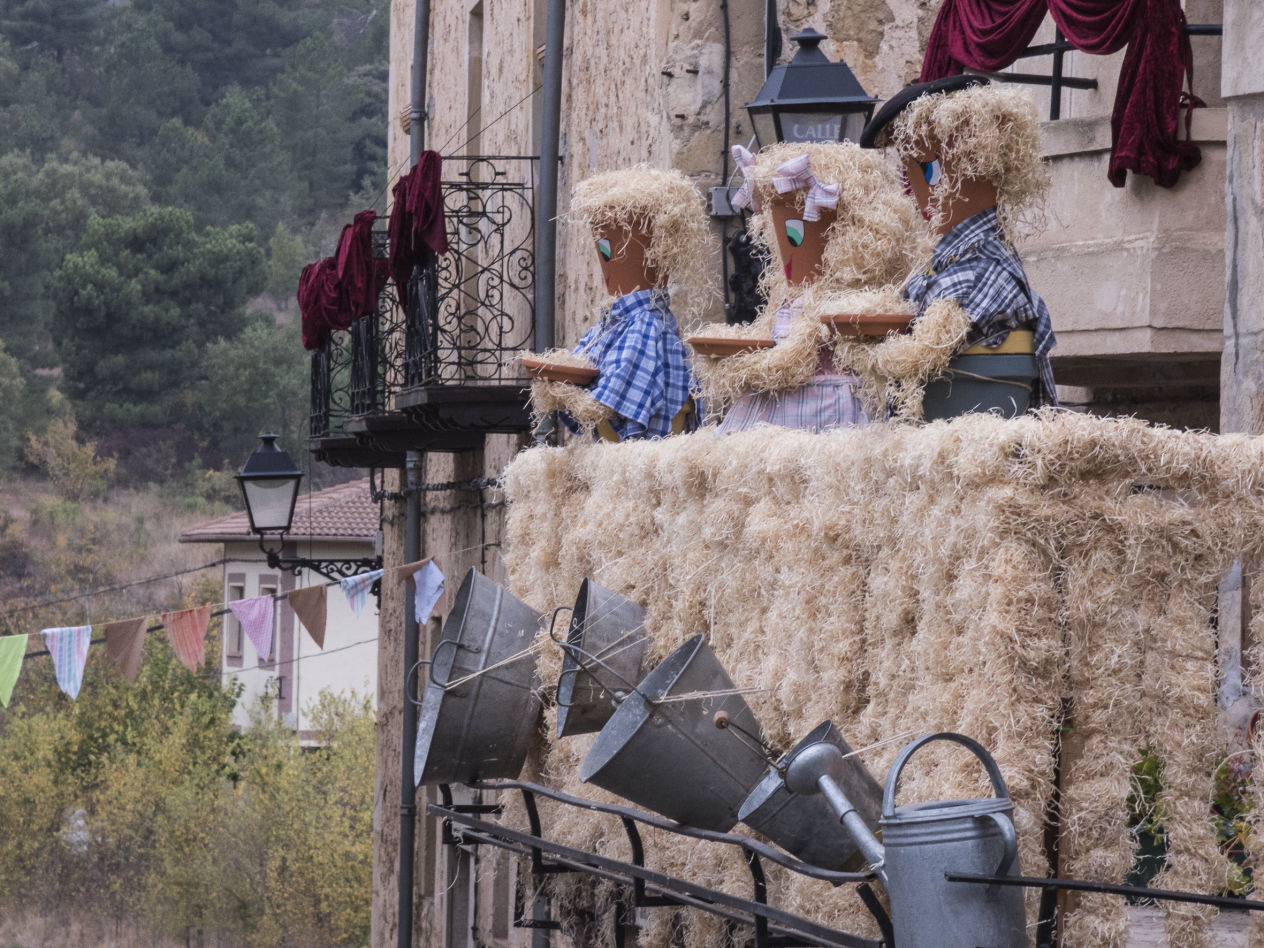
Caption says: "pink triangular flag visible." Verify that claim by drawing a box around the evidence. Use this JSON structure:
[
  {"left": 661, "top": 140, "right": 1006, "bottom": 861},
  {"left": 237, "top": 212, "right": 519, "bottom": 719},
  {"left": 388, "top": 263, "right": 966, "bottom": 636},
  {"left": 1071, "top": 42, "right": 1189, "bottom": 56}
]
[
  {"left": 228, "top": 595, "right": 274, "bottom": 661},
  {"left": 163, "top": 606, "right": 210, "bottom": 672}
]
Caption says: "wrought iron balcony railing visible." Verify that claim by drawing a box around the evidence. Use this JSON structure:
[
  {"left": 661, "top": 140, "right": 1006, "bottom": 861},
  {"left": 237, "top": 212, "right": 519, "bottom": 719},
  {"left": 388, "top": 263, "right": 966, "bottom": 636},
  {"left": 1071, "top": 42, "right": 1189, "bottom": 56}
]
[{"left": 310, "top": 156, "right": 537, "bottom": 458}]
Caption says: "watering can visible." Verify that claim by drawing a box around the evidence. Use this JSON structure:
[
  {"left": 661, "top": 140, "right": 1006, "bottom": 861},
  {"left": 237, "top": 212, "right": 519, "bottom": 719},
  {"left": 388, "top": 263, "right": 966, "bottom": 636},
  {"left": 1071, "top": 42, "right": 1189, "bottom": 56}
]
[{"left": 782, "top": 729, "right": 1026, "bottom": 948}]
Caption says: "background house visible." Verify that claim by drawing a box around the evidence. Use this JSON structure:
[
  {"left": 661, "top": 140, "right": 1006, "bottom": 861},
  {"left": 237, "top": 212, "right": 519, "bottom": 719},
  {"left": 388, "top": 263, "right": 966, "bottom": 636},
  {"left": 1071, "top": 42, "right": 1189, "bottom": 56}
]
[{"left": 180, "top": 478, "right": 380, "bottom": 736}]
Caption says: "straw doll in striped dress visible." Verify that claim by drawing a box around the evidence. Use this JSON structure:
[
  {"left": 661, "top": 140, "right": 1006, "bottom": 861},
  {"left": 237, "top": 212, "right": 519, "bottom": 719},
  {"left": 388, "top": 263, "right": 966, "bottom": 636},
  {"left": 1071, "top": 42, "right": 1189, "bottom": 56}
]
[{"left": 694, "top": 141, "right": 930, "bottom": 433}]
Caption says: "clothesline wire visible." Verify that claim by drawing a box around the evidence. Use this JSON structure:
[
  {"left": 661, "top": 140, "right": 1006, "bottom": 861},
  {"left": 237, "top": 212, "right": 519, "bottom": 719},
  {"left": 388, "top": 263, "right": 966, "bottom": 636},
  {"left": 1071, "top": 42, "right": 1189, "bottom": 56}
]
[
  {"left": 9, "top": 535, "right": 500, "bottom": 661},
  {"left": 440, "top": 82, "right": 542, "bottom": 156},
  {"left": 3, "top": 558, "right": 228, "bottom": 617}
]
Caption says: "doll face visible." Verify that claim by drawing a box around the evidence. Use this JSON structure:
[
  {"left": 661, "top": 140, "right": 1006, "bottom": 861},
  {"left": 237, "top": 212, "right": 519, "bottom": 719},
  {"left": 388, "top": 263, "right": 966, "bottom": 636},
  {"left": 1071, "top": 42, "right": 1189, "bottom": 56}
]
[
  {"left": 769, "top": 193, "right": 837, "bottom": 287},
  {"left": 902, "top": 134, "right": 998, "bottom": 236},
  {"left": 593, "top": 221, "right": 661, "bottom": 296}
]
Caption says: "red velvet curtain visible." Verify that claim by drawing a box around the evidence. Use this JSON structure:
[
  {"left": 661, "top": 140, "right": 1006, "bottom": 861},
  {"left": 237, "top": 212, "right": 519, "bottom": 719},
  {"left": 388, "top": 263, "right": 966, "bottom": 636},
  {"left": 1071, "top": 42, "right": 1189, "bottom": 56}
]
[{"left": 920, "top": 0, "right": 1201, "bottom": 188}]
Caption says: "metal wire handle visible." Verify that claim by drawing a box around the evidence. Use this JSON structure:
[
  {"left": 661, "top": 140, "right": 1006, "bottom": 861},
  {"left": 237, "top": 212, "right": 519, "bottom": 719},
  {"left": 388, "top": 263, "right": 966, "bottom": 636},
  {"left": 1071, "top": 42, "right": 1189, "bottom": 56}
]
[{"left": 547, "top": 606, "right": 642, "bottom": 701}]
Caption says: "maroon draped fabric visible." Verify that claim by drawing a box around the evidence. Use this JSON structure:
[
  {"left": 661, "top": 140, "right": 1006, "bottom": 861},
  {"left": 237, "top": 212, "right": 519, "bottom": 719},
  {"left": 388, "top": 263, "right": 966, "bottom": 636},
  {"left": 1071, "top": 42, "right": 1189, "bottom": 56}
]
[
  {"left": 388, "top": 150, "right": 448, "bottom": 290},
  {"left": 920, "top": 0, "right": 1200, "bottom": 188},
  {"left": 297, "top": 210, "right": 390, "bottom": 351},
  {"left": 335, "top": 209, "right": 389, "bottom": 323},
  {"left": 298, "top": 257, "right": 340, "bottom": 350}
]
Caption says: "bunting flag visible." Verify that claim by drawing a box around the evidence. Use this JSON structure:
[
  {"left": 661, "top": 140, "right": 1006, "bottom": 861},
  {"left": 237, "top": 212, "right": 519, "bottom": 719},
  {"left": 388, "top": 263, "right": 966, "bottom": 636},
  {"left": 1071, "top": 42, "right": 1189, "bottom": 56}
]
[
  {"left": 392, "top": 559, "right": 445, "bottom": 624},
  {"left": 341, "top": 569, "right": 384, "bottom": 618},
  {"left": 103, "top": 618, "right": 148, "bottom": 683},
  {"left": 229, "top": 595, "right": 274, "bottom": 661},
  {"left": 0, "top": 635, "right": 28, "bottom": 707},
  {"left": 163, "top": 606, "right": 210, "bottom": 672},
  {"left": 287, "top": 585, "right": 328, "bottom": 649},
  {"left": 41, "top": 626, "right": 93, "bottom": 699}
]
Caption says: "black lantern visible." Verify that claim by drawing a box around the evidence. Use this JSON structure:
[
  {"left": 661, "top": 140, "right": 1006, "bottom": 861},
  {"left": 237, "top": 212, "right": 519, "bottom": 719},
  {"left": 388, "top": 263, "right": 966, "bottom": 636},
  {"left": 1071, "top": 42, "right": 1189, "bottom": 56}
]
[
  {"left": 236, "top": 434, "right": 382, "bottom": 583},
  {"left": 744, "top": 28, "right": 878, "bottom": 147},
  {"left": 236, "top": 433, "right": 303, "bottom": 534}
]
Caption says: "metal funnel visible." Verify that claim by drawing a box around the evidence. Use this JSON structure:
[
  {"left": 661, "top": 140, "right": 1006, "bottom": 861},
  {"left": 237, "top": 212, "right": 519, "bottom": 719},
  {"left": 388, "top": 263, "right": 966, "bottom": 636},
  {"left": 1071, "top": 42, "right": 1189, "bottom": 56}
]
[
  {"left": 555, "top": 579, "right": 649, "bottom": 738},
  {"left": 413, "top": 568, "right": 543, "bottom": 785},
  {"left": 578, "top": 634, "right": 770, "bottom": 831},
  {"left": 738, "top": 721, "right": 882, "bottom": 871}
]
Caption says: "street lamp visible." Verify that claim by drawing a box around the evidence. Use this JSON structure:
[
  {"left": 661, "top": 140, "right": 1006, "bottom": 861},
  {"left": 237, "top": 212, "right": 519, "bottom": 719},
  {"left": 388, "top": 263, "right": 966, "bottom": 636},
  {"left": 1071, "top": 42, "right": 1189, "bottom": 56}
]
[
  {"left": 236, "top": 433, "right": 382, "bottom": 582},
  {"left": 744, "top": 28, "right": 879, "bottom": 147}
]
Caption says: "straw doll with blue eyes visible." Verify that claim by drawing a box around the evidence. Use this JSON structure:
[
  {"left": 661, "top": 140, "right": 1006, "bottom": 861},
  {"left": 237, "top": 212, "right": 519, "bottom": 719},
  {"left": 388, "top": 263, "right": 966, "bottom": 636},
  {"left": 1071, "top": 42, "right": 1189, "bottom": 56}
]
[
  {"left": 693, "top": 141, "right": 929, "bottom": 432},
  {"left": 859, "top": 76, "right": 1057, "bottom": 418},
  {"left": 525, "top": 166, "right": 712, "bottom": 442}
]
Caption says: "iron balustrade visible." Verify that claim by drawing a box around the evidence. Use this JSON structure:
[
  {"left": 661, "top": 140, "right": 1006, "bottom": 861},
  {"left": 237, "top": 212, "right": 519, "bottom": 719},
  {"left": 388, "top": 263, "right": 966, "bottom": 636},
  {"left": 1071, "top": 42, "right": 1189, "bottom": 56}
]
[
  {"left": 978, "top": 23, "right": 1221, "bottom": 121},
  {"left": 309, "top": 155, "right": 538, "bottom": 440}
]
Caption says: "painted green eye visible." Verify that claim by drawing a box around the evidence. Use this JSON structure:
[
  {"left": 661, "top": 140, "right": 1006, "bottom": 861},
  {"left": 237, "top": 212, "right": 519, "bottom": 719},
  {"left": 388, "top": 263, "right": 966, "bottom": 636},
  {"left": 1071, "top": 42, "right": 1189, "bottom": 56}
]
[
  {"left": 784, "top": 219, "right": 805, "bottom": 247},
  {"left": 597, "top": 238, "right": 612, "bottom": 261}
]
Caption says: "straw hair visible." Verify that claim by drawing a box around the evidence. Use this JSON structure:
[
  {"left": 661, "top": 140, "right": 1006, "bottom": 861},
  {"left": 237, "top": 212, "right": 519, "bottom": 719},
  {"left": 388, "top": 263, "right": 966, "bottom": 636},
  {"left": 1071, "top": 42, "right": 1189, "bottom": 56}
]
[
  {"left": 888, "top": 83, "right": 1048, "bottom": 242},
  {"left": 497, "top": 412, "right": 1264, "bottom": 946},
  {"left": 569, "top": 165, "right": 716, "bottom": 329}
]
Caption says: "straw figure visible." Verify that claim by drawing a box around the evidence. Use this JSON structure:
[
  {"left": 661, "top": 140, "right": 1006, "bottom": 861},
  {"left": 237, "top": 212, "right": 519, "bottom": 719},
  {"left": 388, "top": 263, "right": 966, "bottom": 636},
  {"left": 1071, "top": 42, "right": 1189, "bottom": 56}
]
[
  {"left": 694, "top": 141, "right": 929, "bottom": 430},
  {"left": 526, "top": 165, "right": 711, "bottom": 442},
  {"left": 860, "top": 75, "right": 1057, "bottom": 419}
]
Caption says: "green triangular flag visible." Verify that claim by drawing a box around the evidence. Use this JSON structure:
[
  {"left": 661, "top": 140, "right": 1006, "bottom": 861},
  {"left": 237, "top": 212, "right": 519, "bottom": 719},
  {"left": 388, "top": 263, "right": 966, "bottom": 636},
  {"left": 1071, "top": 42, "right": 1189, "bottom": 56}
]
[{"left": 0, "top": 634, "right": 29, "bottom": 707}]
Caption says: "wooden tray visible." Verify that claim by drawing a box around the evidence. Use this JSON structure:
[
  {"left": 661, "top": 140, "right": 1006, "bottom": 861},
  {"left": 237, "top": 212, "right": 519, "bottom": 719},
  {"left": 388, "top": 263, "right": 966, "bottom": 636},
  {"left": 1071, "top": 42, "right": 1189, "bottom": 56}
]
[
  {"left": 687, "top": 335, "right": 776, "bottom": 357},
  {"left": 820, "top": 313, "right": 915, "bottom": 336},
  {"left": 521, "top": 355, "right": 598, "bottom": 385}
]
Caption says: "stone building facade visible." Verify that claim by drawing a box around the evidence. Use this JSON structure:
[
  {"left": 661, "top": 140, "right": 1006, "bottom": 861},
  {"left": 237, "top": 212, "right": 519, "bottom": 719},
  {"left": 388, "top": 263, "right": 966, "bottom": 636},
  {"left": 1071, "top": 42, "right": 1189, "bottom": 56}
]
[{"left": 368, "top": 1, "right": 1259, "bottom": 945}]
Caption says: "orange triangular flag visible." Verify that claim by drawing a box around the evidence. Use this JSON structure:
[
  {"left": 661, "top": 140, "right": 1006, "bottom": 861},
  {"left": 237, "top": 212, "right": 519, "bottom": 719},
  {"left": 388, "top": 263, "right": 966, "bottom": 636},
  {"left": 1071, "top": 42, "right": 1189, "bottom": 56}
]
[
  {"left": 103, "top": 617, "right": 147, "bottom": 683},
  {"left": 389, "top": 557, "right": 433, "bottom": 587},
  {"left": 287, "top": 585, "right": 327, "bottom": 649},
  {"left": 162, "top": 606, "right": 210, "bottom": 672}
]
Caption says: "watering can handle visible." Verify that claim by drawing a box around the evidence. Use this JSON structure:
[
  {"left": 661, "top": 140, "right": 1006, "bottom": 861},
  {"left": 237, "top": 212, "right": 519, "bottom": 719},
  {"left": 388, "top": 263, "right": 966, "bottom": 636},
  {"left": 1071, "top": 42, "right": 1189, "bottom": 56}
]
[
  {"left": 980, "top": 811, "right": 1018, "bottom": 878},
  {"left": 881, "top": 732, "right": 1011, "bottom": 818}
]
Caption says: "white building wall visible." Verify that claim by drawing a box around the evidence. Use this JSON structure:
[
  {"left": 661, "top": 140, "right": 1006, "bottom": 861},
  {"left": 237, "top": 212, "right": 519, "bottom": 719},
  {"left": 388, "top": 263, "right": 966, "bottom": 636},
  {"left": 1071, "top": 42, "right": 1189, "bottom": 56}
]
[{"left": 219, "top": 539, "right": 379, "bottom": 735}]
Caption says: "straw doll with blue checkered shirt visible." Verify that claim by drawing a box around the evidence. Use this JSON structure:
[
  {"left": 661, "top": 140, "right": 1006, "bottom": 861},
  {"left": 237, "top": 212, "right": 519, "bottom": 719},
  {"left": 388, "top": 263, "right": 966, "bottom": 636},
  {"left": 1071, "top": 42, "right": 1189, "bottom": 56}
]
[
  {"left": 524, "top": 166, "right": 711, "bottom": 442},
  {"left": 859, "top": 75, "right": 1058, "bottom": 420}
]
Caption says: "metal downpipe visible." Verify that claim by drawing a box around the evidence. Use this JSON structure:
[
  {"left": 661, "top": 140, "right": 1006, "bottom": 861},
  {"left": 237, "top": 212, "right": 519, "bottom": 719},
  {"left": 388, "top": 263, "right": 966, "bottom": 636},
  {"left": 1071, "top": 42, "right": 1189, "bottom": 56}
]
[
  {"left": 533, "top": 0, "right": 566, "bottom": 352},
  {"left": 398, "top": 451, "right": 423, "bottom": 948}
]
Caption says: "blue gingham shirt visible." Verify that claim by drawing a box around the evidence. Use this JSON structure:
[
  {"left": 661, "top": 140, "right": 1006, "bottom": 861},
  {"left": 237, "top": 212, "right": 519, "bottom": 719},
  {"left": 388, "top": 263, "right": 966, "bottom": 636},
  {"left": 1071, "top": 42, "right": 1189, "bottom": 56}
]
[
  {"left": 566, "top": 288, "right": 696, "bottom": 440},
  {"left": 903, "top": 207, "right": 1058, "bottom": 408}
]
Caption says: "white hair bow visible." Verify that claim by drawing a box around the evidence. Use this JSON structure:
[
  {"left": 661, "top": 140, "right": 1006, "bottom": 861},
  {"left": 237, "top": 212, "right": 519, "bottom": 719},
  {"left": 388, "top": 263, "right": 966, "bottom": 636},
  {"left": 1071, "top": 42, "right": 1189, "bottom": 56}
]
[
  {"left": 771, "top": 154, "right": 840, "bottom": 222},
  {"left": 730, "top": 144, "right": 759, "bottom": 213}
]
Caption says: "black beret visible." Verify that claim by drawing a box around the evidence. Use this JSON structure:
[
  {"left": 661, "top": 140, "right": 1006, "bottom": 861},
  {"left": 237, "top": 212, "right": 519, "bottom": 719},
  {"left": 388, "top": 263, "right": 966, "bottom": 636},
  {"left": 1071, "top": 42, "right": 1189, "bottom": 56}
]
[{"left": 859, "top": 74, "right": 991, "bottom": 149}]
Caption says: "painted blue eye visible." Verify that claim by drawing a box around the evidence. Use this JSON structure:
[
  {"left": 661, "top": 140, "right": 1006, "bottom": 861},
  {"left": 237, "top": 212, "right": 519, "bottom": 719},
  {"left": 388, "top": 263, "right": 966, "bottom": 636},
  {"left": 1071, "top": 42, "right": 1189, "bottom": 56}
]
[{"left": 921, "top": 158, "right": 943, "bottom": 187}]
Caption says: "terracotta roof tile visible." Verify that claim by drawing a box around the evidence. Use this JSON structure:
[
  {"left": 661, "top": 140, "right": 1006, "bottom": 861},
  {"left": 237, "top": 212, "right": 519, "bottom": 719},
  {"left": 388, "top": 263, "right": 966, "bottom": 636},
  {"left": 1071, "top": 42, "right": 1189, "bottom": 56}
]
[{"left": 180, "top": 478, "right": 378, "bottom": 544}]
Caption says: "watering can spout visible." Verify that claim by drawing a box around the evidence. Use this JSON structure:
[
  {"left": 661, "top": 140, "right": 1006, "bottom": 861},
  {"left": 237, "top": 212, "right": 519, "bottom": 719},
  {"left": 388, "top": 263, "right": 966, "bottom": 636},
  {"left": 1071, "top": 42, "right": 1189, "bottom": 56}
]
[{"left": 784, "top": 741, "right": 888, "bottom": 885}]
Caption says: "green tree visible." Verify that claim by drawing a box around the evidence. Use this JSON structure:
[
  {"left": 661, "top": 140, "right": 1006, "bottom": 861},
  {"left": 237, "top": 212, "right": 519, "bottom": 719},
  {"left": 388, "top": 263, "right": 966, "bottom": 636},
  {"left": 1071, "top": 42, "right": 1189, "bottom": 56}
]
[
  {"left": 88, "top": 10, "right": 202, "bottom": 157},
  {"left": 51, "top": 206, "right": 266, "bottom": 432},
  {"left": 0, "top": 340, "right": 25, "bottom": 471},
  {"left": 146, "top": 86, "right": 298, "bottom": 237},
  {"left": 269, "top": 34, "right": 371, "bottom": 215},
  {"left": 0, "top": 152, "right": 151, "bottom": 372},
  {"left": 0, "top": 39, "right": 74, "bottom": 155},
  {"left": 0, "top": 0, "right": 102, "bottom": 63},
  {"left": 266, "top": 220, "right": 307, "bottom": 301},
  {"left": 194, "top": 317, "right": 309, "bottom": 465}
]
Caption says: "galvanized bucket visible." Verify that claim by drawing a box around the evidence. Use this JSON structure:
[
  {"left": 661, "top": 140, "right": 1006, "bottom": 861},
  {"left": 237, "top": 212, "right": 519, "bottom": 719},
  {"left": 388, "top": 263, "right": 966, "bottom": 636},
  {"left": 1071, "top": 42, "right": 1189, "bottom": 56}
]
[
  {"left": 555, "top": 579, "right": 649, "bottom": 738},
  {"left": 413, "top": 568, "right": 543, "bottom": 785},
  {"left": 738, "top": 721, "right": 882, "bottom": 871},
  {"left": 579, "top": 634, "right": 769, "bottom": 831},
  {"left": 922, "top": 353, "right": 1037, "bottom": 421},
  {"left": 881, "top": 733, "right": 1026, "bottom": 948}
]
